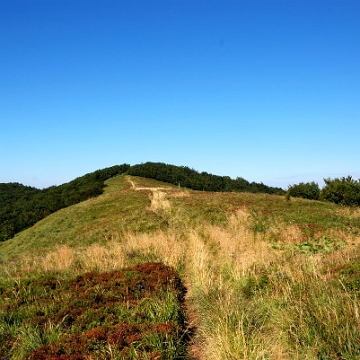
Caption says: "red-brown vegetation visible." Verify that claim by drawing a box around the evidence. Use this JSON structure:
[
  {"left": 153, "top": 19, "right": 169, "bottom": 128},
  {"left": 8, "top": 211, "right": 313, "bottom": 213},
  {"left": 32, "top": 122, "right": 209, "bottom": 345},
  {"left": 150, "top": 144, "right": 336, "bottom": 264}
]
[{"left": 0, "top": 262, "right": 188, "bottom": 359}]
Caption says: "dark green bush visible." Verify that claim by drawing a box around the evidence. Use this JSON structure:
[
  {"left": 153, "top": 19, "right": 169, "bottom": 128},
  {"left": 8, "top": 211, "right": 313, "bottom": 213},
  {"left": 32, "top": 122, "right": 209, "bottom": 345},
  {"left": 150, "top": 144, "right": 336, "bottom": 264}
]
[
  {"left": 287, "top": 182, "right": 320, "bottom": 200},
  {"left": 320, "top": 176, "right": 360, "bottom": 206}
]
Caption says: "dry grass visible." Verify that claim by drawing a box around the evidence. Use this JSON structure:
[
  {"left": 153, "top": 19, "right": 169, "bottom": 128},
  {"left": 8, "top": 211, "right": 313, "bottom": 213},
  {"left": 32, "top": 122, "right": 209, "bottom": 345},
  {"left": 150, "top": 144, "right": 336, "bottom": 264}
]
[
  {"left": 181, "top": 209, "right": 360, "bottom": 359},
  {"left": 186, "top": 230, "right": 216, "bottom": 296},
  {"left": 42, "top": 246, "right": 75, "bottom": 272},
  {"left": 279, "top": 224, "right": 304, "bottom": 244},
  {"left": 203, "top": 224, "right": 277, "bottom": 279},
  {"left": 150, "top": 190, "right": 171, "bottom": 211},
  {"left": 4, "top": 205, "right": 360, "bottom": 359},
  {"left": 124, "top": 230, "right": 185, "bottom": 270},
  {"left": 33, "top": 230, "right": 185, "bottom": 275},
  {"left": 2, "top": 175, "right": 360, "bottom": 359},
  {"left": 336, "top": 206, "right": 360, "bottom": 218}
]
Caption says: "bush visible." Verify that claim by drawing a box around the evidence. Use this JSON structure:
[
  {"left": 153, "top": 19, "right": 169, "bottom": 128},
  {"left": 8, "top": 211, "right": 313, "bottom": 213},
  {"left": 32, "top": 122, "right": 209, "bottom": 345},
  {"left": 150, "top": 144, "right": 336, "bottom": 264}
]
[
  {"left": 287, "top": 182, "right": 320, "bottom": 200},
  {"left": 321, "top": 176, "right": 360, "bottom": 206}
]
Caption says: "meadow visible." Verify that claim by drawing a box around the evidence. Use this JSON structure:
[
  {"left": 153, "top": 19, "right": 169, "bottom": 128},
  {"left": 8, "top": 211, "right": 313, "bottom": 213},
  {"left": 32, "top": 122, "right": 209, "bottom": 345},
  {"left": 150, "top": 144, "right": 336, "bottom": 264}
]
[{"left": 1, "top": 175, "right": 360, "bottom": 359}]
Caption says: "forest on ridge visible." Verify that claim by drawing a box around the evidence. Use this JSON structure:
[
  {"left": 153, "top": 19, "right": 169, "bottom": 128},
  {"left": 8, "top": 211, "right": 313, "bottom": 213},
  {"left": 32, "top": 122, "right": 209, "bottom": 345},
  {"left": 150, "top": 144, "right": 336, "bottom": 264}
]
[{"left": 1, "top": 161, "right": 359, "bottom": 243}]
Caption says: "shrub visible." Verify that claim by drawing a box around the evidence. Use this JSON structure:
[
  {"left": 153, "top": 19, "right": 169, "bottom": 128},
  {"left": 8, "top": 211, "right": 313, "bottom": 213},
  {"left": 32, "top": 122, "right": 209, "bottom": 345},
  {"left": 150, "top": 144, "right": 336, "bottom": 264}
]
[
  {"left": 321, "top": 176, "right": 360, "bottom": 206},
  {"left": 287, "top": 182, "right": 320, "bottom": 200}
]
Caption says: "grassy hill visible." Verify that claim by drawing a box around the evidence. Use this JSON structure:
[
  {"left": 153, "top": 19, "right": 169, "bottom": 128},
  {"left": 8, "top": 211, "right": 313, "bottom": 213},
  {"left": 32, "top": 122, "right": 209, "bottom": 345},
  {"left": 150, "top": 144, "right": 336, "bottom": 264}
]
[
  {"left": 0, "top": 165, "right": 130, "bottom": 242},
  {"left": 1, "top": 174, "right": 360, "bottom": 358},
  {"left": 0, "top": 162, "right": 283, "bottom": 243}
]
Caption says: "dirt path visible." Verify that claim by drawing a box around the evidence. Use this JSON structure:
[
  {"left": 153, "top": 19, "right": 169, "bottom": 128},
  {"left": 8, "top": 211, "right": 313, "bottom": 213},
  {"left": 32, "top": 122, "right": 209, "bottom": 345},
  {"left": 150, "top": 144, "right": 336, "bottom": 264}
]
[
  {"left": 127, "top": 177, "right": 190, "bottom": 212},
  {"left": 126, "top": 177, "right": 202, "bottom": 359},
  {"left": 184, "top": 279, "right": 203, "bottom": 360},
  {"left": 127, "top": 177, "right": 171, "bottom": 211},
  {"left": 127, "top": 178, "right": 169, "bottom": 192}
]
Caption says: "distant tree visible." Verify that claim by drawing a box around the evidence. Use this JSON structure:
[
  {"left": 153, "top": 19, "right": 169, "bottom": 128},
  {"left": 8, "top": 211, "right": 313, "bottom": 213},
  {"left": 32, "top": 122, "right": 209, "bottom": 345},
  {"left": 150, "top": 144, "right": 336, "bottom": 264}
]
[
  {"left": 287, "top": 182, "right": 320, "bottom": 200},
  {"left": 321, "top": 176, "right": 360, "bottom": 206}
]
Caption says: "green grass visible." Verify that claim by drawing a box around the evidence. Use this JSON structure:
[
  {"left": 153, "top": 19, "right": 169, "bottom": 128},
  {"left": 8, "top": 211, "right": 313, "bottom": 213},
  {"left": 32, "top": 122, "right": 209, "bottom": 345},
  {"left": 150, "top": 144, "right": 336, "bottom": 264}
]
[
  {"left": 1, "top": 175, "right": 355, "bottom": 263},
  {"left": 0, "top": 176, "right": 169, "bottom": 263},
  {"left": 1, "top": 174, "right": 360, "bottom": 359}
]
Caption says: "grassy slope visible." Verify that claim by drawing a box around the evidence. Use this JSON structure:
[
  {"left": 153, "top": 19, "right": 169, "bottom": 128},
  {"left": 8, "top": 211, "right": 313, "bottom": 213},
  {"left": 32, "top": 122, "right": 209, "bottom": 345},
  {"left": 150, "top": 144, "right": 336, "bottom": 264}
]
[
  {"left": 2, "top": 175, "right": 357, "bottom": 261},
  {"left": 1, "top": 174, "right": 360, "bottom": 359},
  {"left": 0, "top": 176, "right": 170, "bottom": 262}
]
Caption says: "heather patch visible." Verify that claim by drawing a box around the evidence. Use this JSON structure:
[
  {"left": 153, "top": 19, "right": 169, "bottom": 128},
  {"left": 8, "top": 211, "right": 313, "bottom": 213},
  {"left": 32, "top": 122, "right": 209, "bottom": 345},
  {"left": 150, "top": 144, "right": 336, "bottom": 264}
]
[{"left": 0, "top": 262, "right": 188, "bottom": 359}]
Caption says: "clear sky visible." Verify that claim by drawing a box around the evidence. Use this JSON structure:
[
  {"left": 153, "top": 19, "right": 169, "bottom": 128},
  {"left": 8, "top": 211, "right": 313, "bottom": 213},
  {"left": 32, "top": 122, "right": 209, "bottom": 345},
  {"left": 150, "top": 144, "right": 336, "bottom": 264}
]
[{"left": 1, "top": 0, "right": 359, "bottom": 189}]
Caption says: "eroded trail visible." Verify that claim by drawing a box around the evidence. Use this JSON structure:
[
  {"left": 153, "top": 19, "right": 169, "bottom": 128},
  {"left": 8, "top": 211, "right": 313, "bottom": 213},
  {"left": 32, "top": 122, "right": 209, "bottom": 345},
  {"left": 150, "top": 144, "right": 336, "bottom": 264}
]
[
  {"left": 127, "top": 176, "right": 203, "bottom": 359},
  {"left": 128, "top": 178, "right": 170, "bottom": 211},
  {"left": 127, "top": 177, "right": 189, "bottom": 212}
]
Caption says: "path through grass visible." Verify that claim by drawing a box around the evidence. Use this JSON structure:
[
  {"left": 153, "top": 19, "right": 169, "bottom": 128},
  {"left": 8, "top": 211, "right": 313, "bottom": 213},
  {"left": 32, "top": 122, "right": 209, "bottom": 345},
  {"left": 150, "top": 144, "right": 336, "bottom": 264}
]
[{"left": 1, "top": 175, "right": 360, "bottom": 358}]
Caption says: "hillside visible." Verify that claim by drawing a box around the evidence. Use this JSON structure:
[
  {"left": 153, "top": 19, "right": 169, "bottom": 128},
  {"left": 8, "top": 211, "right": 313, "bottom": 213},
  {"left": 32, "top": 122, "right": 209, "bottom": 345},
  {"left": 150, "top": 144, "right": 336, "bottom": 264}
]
[
  {"left": 0, "top": 162, "right": 284, "bottom": 243},
  {"left": 1, "top": 174, "right": 360, "bottom": 358},
  {"left": 0, "top": 165, "right": 130, "bottom": 242}
]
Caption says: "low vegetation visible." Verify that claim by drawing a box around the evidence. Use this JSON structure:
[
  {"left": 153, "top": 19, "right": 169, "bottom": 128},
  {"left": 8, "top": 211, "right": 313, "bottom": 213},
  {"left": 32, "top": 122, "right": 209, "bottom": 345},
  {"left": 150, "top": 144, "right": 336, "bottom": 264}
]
[
  {"left": 1, "top": 262, "right": 187, "bottom": 359},
  {"left": 1, "top": 172, "right": 360, "bottom": 358}
]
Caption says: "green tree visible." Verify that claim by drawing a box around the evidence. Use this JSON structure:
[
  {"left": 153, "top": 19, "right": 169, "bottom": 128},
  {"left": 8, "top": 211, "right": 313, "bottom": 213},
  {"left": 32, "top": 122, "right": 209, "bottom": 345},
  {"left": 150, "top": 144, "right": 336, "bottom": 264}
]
[
  {"left": 287, "top": 182, "right": 320, "bottom": 200},
  {"left": 321, "top": 176, "right": 360, "bottom": 206}
]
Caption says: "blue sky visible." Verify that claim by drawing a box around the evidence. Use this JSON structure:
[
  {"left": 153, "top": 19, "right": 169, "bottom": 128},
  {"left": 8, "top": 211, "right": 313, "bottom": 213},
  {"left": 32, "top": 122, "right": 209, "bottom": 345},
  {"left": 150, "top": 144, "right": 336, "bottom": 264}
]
[{"left": 1, "top": 0, "right": 359, "bottom": 189}]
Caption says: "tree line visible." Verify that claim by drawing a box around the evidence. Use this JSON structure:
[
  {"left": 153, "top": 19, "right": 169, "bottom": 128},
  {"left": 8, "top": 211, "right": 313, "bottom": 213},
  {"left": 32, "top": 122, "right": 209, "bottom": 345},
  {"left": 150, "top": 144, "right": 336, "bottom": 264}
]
[
  {"left": 127, "top": 162, "right": 284, "bottom": 194},
  {"left": 287, "top": 176, "right": 360, "bottom": 206},
  {"left": 1, "top": 161, "right": 358, "bottom": 242}
]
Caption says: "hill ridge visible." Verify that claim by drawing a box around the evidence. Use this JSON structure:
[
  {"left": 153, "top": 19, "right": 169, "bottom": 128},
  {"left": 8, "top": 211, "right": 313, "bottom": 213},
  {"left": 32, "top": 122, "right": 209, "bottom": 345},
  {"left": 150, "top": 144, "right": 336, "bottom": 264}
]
[
  {"left": 0, "top": 162, "right": 283, "bottom": 242},
  {"left": 1, "top": 174, "right": 360, "bottom": 358}
]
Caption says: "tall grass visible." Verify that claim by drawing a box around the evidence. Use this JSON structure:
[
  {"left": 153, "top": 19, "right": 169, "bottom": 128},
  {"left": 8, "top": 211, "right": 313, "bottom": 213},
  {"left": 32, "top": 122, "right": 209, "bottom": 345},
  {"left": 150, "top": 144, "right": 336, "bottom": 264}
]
[
  {"left": 183, "top": 216, "right": 360, "bottom": 359},
  {"left": 1, "top": 175, "right": 360, "bottom": 358}
]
